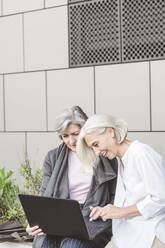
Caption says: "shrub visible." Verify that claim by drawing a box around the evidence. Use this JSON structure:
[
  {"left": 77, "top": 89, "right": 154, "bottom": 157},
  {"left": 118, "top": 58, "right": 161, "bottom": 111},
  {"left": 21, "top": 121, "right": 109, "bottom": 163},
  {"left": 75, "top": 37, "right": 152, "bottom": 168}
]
[
  {"left": 19, "top": 159, "right": 42, "bottom": 195},
  {"left": 0, "top": 160, "right": 42, "bottom": 222},
  {"left": 0, "top": 167, "right": 23, "bottom": 222}
]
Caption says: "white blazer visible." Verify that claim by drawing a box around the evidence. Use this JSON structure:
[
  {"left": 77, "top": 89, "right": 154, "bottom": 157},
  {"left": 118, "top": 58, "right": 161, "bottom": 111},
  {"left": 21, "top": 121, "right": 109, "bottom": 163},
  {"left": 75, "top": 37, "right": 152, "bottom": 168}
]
[{"left": 112, "top": 140, "right": 165, "bottom": 248}]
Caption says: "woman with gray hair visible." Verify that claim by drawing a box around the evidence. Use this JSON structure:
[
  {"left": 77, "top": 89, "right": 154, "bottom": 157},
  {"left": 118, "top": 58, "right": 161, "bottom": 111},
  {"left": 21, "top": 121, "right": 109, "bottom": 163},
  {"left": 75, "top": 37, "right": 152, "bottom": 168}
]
[
  {"left": 26, "top": 107, "right": 117, "bottom": 248},
  {"left": 77, "top": 114, "right": 165, "bottom": 248}
]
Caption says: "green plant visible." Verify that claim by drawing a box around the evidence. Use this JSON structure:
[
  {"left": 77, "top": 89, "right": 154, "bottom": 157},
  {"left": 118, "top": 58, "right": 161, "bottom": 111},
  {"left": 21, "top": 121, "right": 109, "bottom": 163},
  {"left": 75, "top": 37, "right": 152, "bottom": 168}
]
[
  {"left": 19, "top": 159, "right": 42, "bottom": 195},
  {"left": 0, "top": 167, "right": 24, "bottom": 222},
  {"left": 0, "top": 160, "right": 42, "bottom": 223}
]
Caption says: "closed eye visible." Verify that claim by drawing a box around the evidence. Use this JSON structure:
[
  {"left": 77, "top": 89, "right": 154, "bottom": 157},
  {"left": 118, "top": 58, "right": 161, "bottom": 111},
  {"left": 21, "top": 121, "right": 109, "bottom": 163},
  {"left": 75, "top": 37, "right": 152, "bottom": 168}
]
[
  {"left": 92, "top": 142, "right": 99, "bottom": 148},
  {"left": 62, "top": 134, "right": 68, "bottom": 138},
  {"left": 73, "top": 132, "right": 79, "bottom": 136}
]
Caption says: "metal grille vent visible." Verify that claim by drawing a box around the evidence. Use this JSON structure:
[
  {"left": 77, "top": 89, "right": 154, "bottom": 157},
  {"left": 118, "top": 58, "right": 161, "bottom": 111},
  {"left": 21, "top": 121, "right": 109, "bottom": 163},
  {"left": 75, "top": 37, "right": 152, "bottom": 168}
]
[
  {"left": 69, "top": 0, "right": 120, "bottom": 67},
  {"left": 122, "top": 0, "right": 165, "bottom": 62}
]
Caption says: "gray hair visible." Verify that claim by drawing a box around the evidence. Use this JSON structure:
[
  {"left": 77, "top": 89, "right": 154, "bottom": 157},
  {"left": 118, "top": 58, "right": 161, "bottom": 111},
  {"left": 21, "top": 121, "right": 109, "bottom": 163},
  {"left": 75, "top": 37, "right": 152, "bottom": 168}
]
[
  {"left": 54, "top": 106, "right": 88, "bottom": 135},
  {"left": 76, "top": 114, "right": 128, "bottom": 171}
]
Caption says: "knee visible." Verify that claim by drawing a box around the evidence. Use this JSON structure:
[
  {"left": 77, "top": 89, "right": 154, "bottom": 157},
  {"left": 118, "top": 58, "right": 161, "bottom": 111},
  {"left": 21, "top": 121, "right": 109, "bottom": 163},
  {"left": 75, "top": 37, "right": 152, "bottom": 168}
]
[{"left": 60, "top": 238, "right": 89, "bottom": 248}]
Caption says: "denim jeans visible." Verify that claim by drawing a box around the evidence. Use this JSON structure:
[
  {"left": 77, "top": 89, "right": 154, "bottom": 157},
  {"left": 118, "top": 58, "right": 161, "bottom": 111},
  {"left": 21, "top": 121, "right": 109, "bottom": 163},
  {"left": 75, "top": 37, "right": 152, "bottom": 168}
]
[{"left": 42, "top": 236, "right": 92, "bottom": 248}]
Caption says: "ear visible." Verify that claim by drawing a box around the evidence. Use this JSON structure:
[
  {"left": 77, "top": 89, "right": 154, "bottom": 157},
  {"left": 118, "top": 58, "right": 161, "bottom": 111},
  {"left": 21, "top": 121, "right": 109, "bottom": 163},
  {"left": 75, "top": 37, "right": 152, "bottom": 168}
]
[{"left": 106, "top": 127, "right": 115, "bottom": 138}]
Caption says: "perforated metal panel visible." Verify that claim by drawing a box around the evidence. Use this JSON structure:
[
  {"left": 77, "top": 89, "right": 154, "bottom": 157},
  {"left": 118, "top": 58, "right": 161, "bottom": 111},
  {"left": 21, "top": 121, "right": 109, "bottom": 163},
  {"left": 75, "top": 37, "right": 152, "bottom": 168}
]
[
  {"left": 121, "top": 0, "right": 165, "bottom": 62},
  {"left": 69, "top": 0, "right": 120, "bottom": 67}
]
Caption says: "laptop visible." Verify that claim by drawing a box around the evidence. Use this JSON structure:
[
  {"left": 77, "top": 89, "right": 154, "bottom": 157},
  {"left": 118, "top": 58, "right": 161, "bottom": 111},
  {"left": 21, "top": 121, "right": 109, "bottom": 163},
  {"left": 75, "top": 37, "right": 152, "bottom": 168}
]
[{"left": 18, "top": 194, "right": 112, "bottom": 240}]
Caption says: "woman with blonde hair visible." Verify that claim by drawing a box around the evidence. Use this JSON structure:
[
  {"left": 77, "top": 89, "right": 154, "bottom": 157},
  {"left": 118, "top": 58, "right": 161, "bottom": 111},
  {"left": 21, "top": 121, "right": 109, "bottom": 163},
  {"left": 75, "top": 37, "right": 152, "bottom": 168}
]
[{"left": 77, "top": 114, "right": 165, "bottom": 248}]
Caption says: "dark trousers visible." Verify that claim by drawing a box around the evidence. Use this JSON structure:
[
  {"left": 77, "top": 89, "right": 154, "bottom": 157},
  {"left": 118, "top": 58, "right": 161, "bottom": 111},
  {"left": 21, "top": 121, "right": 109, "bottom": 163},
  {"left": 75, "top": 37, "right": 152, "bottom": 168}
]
[{"left": 42, "top": 236, "right": 92, "bottom": 248}]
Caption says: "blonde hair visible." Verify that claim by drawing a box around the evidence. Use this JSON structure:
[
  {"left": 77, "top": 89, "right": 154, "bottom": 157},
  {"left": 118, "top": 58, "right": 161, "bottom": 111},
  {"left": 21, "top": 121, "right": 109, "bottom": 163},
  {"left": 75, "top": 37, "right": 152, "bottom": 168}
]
[{"left": 76, "top": 114, "right": 128, "bottom": 171}]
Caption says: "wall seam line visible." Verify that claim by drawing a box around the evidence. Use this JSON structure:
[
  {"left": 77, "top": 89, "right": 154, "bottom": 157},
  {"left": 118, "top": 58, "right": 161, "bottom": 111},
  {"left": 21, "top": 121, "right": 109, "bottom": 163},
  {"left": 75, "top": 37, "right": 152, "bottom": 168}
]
[
  {"left": 1, "top": 0, "right": 3, "bottom": 15},
  {"left": 25, "top": 132, "right": 28, "bottom": 159},
  {"left": 0, "top": 130, "right": 165, "bottom": 133},
  {"left": 2, "top": 74, "right": 6, "bottom": 131},
  {"left": 1, "top": 58, "right": 165, "bottom": 76},
  {"left": 67, "top": 3, "right": 70, "bottom": 68},
  {"left": 119, "top": 0, "right": 122, "bottom": 63},
  {"left": 22, "top": 14, "right": 25, "bottom": 72},
  {"left": 0, "top": 4, "right": 67, "bottom": 18},
  {"left": 45, "top": 71, "right": 48, "bottom": 131},
  {"left": 149, "top": 61, "right": 152, "bottom": 131},
  {"left": 93, "top": 66, "right": 96, "bottom": 114}
]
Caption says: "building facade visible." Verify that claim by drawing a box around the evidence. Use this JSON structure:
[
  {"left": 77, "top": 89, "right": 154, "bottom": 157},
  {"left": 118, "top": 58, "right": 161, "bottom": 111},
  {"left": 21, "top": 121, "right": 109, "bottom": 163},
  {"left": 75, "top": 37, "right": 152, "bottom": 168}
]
[{"left": 0, "top": 0, "right": 165, "bottom": 180}]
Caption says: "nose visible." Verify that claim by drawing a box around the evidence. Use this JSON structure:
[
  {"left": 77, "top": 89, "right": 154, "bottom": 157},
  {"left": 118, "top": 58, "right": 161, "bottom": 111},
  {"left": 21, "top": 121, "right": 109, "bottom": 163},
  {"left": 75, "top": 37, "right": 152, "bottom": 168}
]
[{"left": 69, "top": 136, "right": 76, "bottom": 145}]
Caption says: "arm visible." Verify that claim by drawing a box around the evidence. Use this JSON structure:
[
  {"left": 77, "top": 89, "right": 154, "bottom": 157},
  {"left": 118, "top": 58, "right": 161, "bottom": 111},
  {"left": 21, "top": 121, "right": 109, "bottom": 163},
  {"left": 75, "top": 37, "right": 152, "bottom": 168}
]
[
  {"left": 89, "top": 204, "right": 141, "bottom": 221},
  {"left": 90, "top": 147, "right": 165, "bottom": 222},
  {"left": 136, "top": 151, "right": 165, "bottom": 219}
]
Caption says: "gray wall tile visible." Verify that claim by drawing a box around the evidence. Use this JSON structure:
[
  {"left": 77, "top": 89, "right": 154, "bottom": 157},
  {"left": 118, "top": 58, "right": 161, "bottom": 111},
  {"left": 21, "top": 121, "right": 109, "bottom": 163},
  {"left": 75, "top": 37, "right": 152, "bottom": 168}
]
[
  {"left": 5, "top": 72, "right": 46, "bottom": 131},
  {"left": 151, "top": 60, "right": 165, "bottom": 130},
  {"left": 27, "top": 132, "right": 61, "bottom": 169},
  {"left": 0, "top": 132, "right": 25, "bottom": 182},
  {"left": 0, "top": 0, "right": 2, "bottom": 16},
  {"left": 3, "top": 0, "right": 44, "bottom": 15},
  {"left": 95, "top": 62, "right": 150, "bottom": 131},
  {"left": 0, "top": 14, "right": 23, "bottom": 73},
  {"left": 0, "top": 75, "right": 4, "bottom": 130},
  {"left": 47, "top": 67, "right": 94, "bottom": 130},
  {"left": 24, "top": 7, "right": 68, "bottom": 71},
  {"left": 128, "top": 132, "right": 165, "bottom": 160},
  {"left": 45, "top": 0, "right": 67, "bottom": 7}
]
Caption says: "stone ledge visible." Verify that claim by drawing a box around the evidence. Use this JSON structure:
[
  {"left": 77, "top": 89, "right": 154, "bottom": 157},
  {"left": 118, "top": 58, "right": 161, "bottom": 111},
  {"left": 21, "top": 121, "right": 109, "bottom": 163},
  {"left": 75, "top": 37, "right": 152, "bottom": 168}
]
[{"left": 0, "top": 241, "right": 32, "bottom": 248}]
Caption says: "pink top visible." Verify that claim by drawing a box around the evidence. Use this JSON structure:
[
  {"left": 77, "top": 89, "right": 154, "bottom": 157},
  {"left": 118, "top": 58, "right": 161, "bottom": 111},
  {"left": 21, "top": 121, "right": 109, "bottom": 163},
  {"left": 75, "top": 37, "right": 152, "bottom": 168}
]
[{"left": 68, "top": 151, "right": 93, "bottom": 204}]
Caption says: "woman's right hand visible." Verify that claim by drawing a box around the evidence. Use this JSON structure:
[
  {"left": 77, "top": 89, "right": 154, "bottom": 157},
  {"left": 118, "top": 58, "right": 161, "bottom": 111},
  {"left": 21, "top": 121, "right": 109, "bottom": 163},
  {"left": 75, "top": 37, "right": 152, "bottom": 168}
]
[
  {"left": 26, "top": 224, "right": 44, "bottom": 236},
  {"left": 89, "top": 206, "right": 103, "bottom": 221}
]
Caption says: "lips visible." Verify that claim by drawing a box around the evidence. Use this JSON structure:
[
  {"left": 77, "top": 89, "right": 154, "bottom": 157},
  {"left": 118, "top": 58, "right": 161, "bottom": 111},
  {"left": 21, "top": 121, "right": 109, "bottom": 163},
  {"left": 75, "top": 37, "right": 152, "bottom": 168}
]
[{"left": 70, "top": 145, "right": 76, "bottom": 150}]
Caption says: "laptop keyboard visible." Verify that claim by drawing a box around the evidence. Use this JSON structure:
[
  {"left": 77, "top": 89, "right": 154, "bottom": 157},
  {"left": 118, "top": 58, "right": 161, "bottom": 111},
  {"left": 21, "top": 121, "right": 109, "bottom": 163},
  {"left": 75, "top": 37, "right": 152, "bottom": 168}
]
[{"left": 83, "top": 216, "right": 111, "bottom": 238}]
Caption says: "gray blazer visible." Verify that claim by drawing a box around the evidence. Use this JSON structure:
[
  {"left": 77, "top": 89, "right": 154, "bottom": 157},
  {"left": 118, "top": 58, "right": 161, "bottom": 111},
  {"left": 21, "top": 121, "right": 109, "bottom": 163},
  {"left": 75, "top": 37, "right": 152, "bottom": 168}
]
[{"left": 33, "top": 143, "right": 117, "bottom": 248}]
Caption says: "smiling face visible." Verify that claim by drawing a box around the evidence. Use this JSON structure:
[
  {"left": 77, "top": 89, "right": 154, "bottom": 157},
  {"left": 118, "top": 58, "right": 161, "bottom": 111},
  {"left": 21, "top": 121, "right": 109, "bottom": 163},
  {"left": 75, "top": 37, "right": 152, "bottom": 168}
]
[
  {"left": 85, "top": 127, "right": 118, "bottom": 160},
  {"left": 61, "top": 123, "right": 81, "bottom": 152}
]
